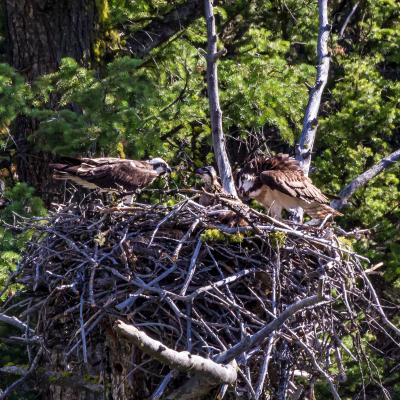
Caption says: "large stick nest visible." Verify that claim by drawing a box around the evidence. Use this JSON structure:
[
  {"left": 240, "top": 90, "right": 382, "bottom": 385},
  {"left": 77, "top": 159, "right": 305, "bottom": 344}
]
[{"left": 3, "top": 192, "right": 390, "bottom": 399}]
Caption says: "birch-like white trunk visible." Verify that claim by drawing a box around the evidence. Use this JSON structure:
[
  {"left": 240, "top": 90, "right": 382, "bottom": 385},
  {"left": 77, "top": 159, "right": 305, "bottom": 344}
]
[
  {"left": 204, "top": 0, "right": 237, "bottom": 196},
  {"left": 295, "top": 0, "right": 331, "bottom": 176}
]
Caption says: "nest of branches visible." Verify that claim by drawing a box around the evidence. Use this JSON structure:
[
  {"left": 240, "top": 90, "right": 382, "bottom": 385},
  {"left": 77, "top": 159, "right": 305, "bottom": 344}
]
[{"left": 1, "top": 191, "right": 395, "bottom": 400}]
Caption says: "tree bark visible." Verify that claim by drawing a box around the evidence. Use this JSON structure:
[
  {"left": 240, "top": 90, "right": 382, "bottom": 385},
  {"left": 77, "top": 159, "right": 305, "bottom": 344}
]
[
  {"left": 4, "top": 0, "right": 97, "bottom": 201},
  {"left": 295, "top": 0, "right": 331, "bottom": 176},
  {"left": 204, "top": 0, "right": 237, "bottom": 196},
  {"left": 333, "top": 148, "right": 400, "bottom": 210}
]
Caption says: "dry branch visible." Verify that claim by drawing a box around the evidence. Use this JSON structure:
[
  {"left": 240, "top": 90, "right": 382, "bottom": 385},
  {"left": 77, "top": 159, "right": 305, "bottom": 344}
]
[
  {"left": 339, "top": 2, "right": 359, "bottom": 39},
  {"left": 333, "top": 148, "right": 400, "bottom": 210},
  {"left": 204, "top": 0, "right": 237, "bottom": 196},
  {"left": 215, "top": 294, "right": 329, "bottom": 364},
  {"left": 296, "top": 0, "right": 331, "bottom": 175},
  {"left": 115, "top": 320, "right": 237, "bottom": 384},
  {"left": 0, "top": 313, "right": 36, "bottom": 335}
]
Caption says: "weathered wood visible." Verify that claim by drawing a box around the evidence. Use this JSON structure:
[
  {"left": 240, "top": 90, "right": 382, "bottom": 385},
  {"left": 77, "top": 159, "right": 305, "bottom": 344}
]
[
  {"left": 333, "top": 148, "right": 400, "bottom": 210},
  {"left": 295, "top": 0, "right": 331, "bottom": 176},
  {"left": 114, "top": 320, "right": 237, "bottom": 384},
  {"left": 204, "top": 0, "right": 237, "bottom": 196}
]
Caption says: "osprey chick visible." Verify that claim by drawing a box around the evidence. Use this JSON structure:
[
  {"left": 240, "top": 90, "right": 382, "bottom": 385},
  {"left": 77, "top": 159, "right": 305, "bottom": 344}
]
[
  {"left": 196, "top": 165, "right": 248, "bottom": 227},
  {"left": 237, "top": 154, "right": 341, "bottom": 220},
  {"left": 50, "top": 157, "right": 171, "bottom": 193},
  {"left": 195, "top": 165, "right": 223, "bottom": 206}
]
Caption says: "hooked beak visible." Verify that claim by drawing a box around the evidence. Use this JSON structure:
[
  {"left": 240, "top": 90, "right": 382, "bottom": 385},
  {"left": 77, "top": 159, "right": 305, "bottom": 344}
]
[
  {"left": 166, "top": 166, "right": 172, "bottom": 174},
  {"left": 238, "top": 188, "right": 250, "bottom": 202}
]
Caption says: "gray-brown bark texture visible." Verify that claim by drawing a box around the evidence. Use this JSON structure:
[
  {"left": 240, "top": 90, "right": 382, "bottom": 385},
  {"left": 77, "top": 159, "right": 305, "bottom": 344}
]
[
  {"left": 204, "top": 0, "right": 237, "bottom": 196},
  {"left": 4, "top": 0, "right": 97, "bottom": 201},
  {"left": 295, "top": 0, "right": 330, "bottom": 176}
]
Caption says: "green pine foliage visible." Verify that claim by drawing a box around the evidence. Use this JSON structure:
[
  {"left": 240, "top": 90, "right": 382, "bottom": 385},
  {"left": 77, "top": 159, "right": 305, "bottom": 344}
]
[{"left": 0, "top": 183, "right": 47, "bottom": 299}]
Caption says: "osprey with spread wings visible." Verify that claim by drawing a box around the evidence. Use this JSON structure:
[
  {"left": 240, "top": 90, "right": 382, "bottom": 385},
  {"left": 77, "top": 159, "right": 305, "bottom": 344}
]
[
  {"left": 50, "top": 157, "right": 171, "bottom": 193},
  {"left": 236, "top": 154, "right": 341, "bottom": 219}
]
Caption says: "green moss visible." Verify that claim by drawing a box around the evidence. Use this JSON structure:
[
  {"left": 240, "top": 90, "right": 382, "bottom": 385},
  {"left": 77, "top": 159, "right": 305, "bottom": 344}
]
[
  {"left": 201, "top": 229, "right": 226, "bottom": 242},
  {"left": 83, "top": 373, "right": 99, "bottom": 384},
  {"left": 338, "top": 236, "right": 354, "bottom": 250},
  {"left": 269, "top": 231, "right": 287, "bottom": 248},
  {"left": 201, "top": 229, "right": 245, "bottom": 244},
  {"left": 93, "top": 0, "right": 120, "bottom": 62},
  {"left": 227, "top": 233, "right": 245, "bottom": 243},
  {"left": 95, "top": 0, "right": 110, "bottom": 23}
]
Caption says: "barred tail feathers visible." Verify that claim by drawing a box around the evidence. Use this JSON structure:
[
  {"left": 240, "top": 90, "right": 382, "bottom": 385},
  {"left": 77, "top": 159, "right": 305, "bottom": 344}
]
[{"left": 303, "top": 202, "right": 343, "bottom": 219}]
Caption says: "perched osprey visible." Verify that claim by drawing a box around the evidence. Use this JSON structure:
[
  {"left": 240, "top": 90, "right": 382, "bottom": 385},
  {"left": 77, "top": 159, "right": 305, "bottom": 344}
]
[
  {"left": 50, "top": 157, "right": 171, "bottom": 193},
  {"left": 195, "top": 165, "right": 224, "bottom": 206},
  {"left": 236, "top": 154, "right": 341, "bottom": 219}
]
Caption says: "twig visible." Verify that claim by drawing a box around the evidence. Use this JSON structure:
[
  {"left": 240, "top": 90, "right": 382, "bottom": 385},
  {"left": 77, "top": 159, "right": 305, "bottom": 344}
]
[
  {"left": 0, "top": 313, "right": 36, "bottom": 336},
  {"left": 215, "top": 294, "right": 330, "bottom": 364},
  {"left": 173, "top": 219, "right": 200, "bottom": 260},
  {"left": 79, "top": 292, "right": 88, "bottom": 364},
  {"left": 180, "top": 239, "right": 202, "bottom": 295},
  {"left": 359, "top": 269, "right": 400, "bottom": 338}
]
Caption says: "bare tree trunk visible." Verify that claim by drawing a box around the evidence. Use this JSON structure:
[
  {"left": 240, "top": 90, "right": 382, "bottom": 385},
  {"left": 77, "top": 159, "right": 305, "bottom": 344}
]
[
  {"left": 295, "top": 0, "right": 331, "bottom": 176},
  {"left": 204, "top": 0, "right": 237, "bottom": 196},
  {"left": 4, "top": 0, "right": 97, "bottom": 202},
  {"left": 333, "top": 148, "right": 400, "bottom": 210}
]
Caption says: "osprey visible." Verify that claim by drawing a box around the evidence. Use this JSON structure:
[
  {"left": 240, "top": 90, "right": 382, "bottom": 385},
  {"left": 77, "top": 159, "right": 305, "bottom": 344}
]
[
  {"left": 196, "top": 165, "right": 248, "bottom": 227},
  {"left": 195, "top": 165, "right": 224, "bottom": 206},
  {"left": 236, "top": 154, "right": 341, "bottom": 219},
  {"left": 50, "top": 157, "right": 171, "bottom": 193}
]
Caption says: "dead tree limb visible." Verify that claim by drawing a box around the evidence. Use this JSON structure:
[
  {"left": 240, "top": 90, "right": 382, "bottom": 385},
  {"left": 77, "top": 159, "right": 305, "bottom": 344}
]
[
  {"left": 295, "top": 0, "right": 331, "bottom": 176},
  {"left": 204, "top": 0, "right": 238, "bottom": 196},
  {"left": 339, "top": 2, "right": 359, "bottom": 39},
  {"left": 114, "top": 320, "right": 237, "bottom": 384},
  {"left": 0, "top": 313, "right": 36, "bottom": 336},
  {"left": 332, "top": 148, "right": 400, "bottom": 210}
]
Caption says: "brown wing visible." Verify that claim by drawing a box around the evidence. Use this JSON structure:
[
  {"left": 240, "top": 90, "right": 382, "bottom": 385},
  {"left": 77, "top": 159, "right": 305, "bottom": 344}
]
[
  {"left": 78, "top": 161, "right": 157, "bottom": 191},
  {"left": 243, "top": 153, "right": 301, "bottom": 175},
  {"left": 50, "top": 159, "right": 157, "bottom": 191},
  {"left": 260, "top": 170, "right": 329, "bottom": 204}
]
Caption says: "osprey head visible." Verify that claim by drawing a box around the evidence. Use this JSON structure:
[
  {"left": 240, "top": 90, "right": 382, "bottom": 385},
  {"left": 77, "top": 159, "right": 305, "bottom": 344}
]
[
  {"left": 195, "top": 165, "right": 217, "bottom": 185},
  {"left": 237, "top": 170, "right": 257, "bottom": 200},
  {"left": 148, "top": 158, "right": 172, "bottom": 175}
]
